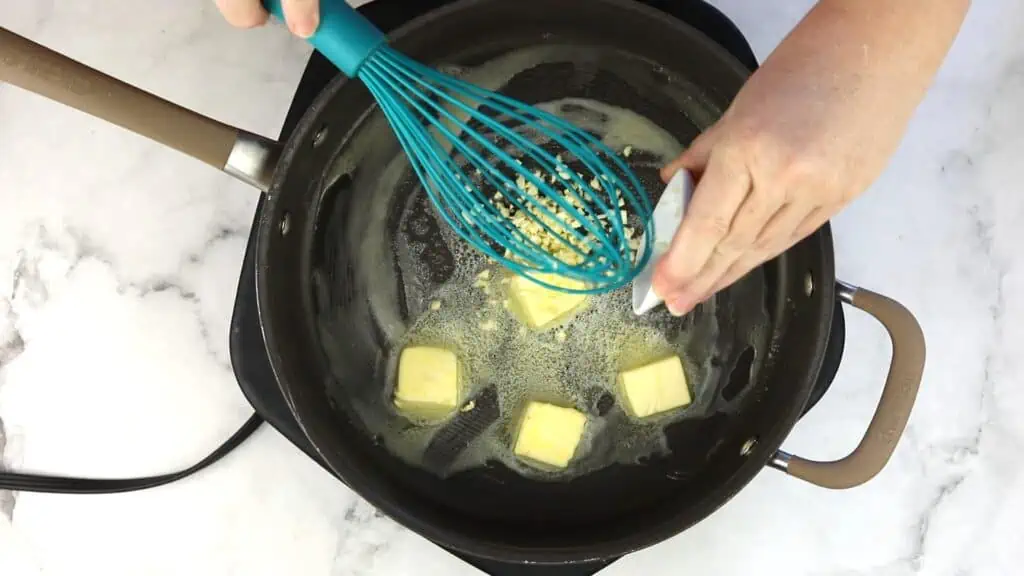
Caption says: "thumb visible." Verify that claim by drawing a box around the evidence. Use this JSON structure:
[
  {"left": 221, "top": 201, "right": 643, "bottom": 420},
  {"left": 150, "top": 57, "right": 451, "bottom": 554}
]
[
  {"left": 216, "top": 0, "right": 269, "bottom": 28},
  {"left": 660, "top": 123, "right": 719, "bottom": 183}
]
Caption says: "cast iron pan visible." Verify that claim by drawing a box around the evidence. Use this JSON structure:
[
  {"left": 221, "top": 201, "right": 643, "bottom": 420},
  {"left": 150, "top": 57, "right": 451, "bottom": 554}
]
[{"left": 0, "top": 0, "right": 925, "bottom": 564}]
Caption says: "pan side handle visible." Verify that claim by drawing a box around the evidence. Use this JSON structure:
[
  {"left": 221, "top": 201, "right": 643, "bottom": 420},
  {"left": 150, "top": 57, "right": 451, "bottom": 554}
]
[
  {"left": 769, "top": 281, "right": 926, "bottom": 489},
  {"left": 0, "top": 27, "right": 280, "bottom": 191}
]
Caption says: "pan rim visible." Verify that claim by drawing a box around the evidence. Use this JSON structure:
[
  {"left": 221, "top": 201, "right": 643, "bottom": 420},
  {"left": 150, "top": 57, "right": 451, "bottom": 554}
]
[{"left": 255, "top": 0, "right": 835, "bottom": 562}]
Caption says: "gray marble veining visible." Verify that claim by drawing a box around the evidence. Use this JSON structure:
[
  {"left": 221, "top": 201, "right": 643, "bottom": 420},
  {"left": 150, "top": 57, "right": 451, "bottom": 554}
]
[{"left": 1, "top": 0, "right": 1023, "bottom": 575}]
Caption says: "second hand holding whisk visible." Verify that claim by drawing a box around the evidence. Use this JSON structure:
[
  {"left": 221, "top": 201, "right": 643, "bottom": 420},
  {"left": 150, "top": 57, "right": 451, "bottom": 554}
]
[{"left": 264, "top": 0, "right": 655, "bottom": 293}]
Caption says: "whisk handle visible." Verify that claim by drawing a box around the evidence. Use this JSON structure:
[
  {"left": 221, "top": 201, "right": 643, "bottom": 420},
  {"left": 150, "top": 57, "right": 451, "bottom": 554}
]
[{"left": 263, "top": 0, "right": 386, "bottom": 77}]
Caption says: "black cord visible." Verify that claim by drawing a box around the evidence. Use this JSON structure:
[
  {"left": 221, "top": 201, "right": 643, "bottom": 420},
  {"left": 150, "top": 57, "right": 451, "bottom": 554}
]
[{"left": 0, "top": 413, "right": 262, "bottom": 494}]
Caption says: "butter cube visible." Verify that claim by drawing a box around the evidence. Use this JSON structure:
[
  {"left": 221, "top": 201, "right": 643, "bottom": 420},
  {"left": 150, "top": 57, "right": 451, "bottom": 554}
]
[
  {"left": 507, "top": 272, "right": 588, "bottom": 330},
  {"left": 394, "top": 346, "right": 460, "bottom": 419},
  {"left": 513, "top": 402, "right": 587, "bottom": 469},
  {"left": 617, "top": 355, "right": 691, "bottom": 418}
]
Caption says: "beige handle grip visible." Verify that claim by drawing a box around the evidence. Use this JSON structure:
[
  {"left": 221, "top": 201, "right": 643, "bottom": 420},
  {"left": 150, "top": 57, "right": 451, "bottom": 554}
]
[
  {"left": 771, "top": 282, "right": 926, "bottom": 489},
  {"left": 0, "top": 27, "right": 238, "bottom": 170}
]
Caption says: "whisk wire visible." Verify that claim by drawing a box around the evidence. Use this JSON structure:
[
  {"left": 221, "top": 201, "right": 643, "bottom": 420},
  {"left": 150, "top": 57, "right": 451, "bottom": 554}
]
[
  {"left": 424, "top": 66, "right": 641, "bottom": 216},
  {"left": 366, "top": 73, "right": 507, "bottom": 261},
  {"left": 262, "top": 1, "right": 653, "bottom": 291},
  {"left": 423, "top": 68, "right": 625, "bottom": 222},
  {"left": 372, "top": 78, "right": 574, "bottom": 274},
  {"left": 425, "top": 78, "right": 646, "bottom": 272},
  {"left": 376, "top": 53, "right": 602, "bottom": 238},
  {"left": 362, "top": 46, "right": 655, "bottom": 291},
  {"left": 366, "top": 59, "right": 574, "bottom": 269},
  {"left": 384, "top": 56, "right": 608, "bottom": 205},
  {"left": 367, "top": 52, "right": 606, "bottom": 268}
]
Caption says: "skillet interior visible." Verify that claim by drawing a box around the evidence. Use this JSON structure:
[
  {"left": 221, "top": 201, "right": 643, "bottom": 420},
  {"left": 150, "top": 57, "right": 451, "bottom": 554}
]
[{"left": 257, "top": 0, "right": 834, "bottom": 561}]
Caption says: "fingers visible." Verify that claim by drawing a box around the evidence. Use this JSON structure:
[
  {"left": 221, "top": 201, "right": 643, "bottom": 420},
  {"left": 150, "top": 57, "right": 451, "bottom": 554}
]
[
  {"left": 660, "top": 124, "right": 719, "bottom": 183},
  {"left": 706, "top": 202, "right": 815, "bottom": 296},
  {"left": 283, "top": 0, "right": 321, "bottom": 37},
  {"left": 793, "top": 205, "right": 833, "bottom": 240},
  {"left": 214, "top": 0, "right": 319, "bottom": 38},
  {"left": 651, "top": 146, "right": 751, "bottom": 309},
  {"left": 656, "top": 174, "right": 782, "bottom": 315},
  {"left": 661, "top": 242, "right": 735, "bottom": 315},
  {"left": 215, "top": 0, "right": 268, "bottom": 28}
]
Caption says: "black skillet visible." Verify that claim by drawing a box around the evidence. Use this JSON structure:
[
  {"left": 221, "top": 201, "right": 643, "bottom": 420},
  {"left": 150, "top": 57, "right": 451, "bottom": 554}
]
[{"left": 0, "top": 0, "right": 925, "bottom": 564}]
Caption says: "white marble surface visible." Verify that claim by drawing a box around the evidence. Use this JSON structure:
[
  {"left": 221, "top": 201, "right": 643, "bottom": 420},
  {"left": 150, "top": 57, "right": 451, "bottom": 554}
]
[{"left": 1, "top": 0, "right": 1022, "bottom": 574}]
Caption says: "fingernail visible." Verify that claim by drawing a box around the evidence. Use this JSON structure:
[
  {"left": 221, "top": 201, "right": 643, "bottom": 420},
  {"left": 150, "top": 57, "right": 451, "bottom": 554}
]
[
  {"left": 666, "top": 297, "right": 689, "bottom": 317},
  {"left": 650, "top": 270, "right": 672, "bottom": 301},
  {"left": 293, "top": 15, "right": 319, "bottom": 38},
  {"left": 652, "top": 283, "right": 667, "bottom": 302}
]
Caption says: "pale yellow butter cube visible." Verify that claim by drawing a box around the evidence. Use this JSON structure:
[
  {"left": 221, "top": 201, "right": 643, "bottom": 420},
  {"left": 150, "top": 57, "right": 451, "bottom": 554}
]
[
  {"left": 617, "top": 355, "right": 691, "bottom": 418},
  {"left": 513, "top": 402, "right": 588, "bottom": 469},
  {"left": 507, "top": 272, "right": 588, "bottom": 330},
  {"left": 394, "top": 346, "right": 460, "bottom": 419}
]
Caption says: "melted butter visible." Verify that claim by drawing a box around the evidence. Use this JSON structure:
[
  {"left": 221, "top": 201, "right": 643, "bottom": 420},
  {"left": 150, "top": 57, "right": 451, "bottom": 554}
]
[
  {"left": 537, "top": 98, "right": 684, "bottom": 162},
  {"left": 318, "top": 44, "right": 767, "bottom": 481},
  {"left": 379, "top": 263, "right": 721, "bottom": 480}
]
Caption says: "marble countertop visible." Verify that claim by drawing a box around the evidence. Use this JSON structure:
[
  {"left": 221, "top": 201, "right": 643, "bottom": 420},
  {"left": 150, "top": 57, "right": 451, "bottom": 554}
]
[{"left": 1, "top": 0, "right": 1022, "bottom": 574}]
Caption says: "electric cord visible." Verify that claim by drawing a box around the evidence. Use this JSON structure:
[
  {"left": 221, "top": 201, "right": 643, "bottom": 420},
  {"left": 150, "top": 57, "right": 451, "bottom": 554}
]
[{"left": 0, "top": 413, "right": 262, "bottom": 493}]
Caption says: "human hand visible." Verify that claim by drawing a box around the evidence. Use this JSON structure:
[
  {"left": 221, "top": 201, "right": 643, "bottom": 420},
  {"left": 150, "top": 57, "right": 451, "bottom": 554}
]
[
  {"left": 214, "top": 0, "right": 320, "bottom": 38},
  {"left": 651, "top": 0, "right": 969, "bottom": 316}
]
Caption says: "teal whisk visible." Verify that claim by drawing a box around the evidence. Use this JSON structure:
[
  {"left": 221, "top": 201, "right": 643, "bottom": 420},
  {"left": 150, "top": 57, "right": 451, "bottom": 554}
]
[{"left": 265, "top": 1, "right": 654, "bottom": 293}]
